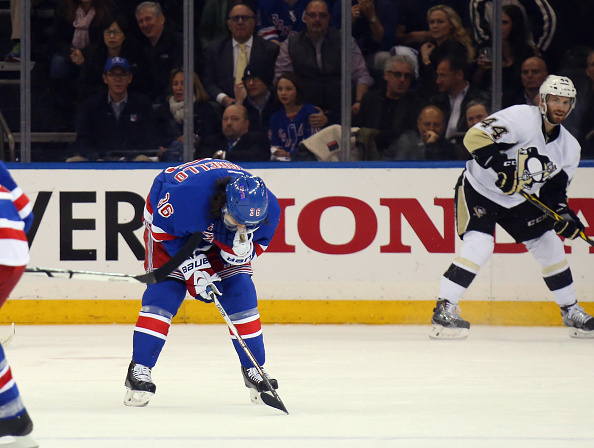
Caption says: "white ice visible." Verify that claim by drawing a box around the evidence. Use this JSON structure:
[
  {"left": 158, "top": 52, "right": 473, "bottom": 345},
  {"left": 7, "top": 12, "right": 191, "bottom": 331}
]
[{"left": 3, "top": 324, "right": 594, "bottom": 448}]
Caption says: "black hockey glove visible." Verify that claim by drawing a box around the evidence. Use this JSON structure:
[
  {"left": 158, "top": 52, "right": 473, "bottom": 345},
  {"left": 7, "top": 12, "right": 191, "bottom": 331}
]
[
  {"left": 553, "top": 206, "right": 585, "bottom": 240},
  {"left": 489, "top": 154, "right": 518, "bottom": 195}
]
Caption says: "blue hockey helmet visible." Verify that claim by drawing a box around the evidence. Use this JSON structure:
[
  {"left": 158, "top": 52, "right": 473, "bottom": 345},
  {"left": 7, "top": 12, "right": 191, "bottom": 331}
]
[{"left": 224, "top": 174, "right": 269, "bottom": 231}]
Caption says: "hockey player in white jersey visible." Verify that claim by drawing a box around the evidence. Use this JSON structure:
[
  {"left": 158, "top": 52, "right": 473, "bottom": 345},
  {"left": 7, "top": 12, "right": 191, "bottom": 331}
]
[{"left": 430, "top": 75, "right": 593, "bottom": 339}]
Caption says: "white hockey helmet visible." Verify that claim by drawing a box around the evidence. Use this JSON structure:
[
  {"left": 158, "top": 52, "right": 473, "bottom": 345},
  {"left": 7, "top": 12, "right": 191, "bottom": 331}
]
[{"left": 538, "top": 75, "right": 577, "bottom": 121}]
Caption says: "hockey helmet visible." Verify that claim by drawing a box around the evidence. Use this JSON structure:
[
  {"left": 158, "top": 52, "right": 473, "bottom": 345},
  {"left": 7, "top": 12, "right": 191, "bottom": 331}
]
[
  {"left": 539, "top": 75, "right": 577, "bottom": 120},
  {"left": 223, "top": 174, "right": 269, "bottom": 232}
]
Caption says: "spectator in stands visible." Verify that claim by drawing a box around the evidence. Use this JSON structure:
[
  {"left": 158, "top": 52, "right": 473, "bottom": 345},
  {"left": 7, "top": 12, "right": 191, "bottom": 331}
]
[
  {"left": 330, "top": 0, "right": 398, "bottom": 71},
  {"left": 196, "top": 104, "right": 271, "bottom": 161},
  {"left": 72, "top": 57, "right": 156, "bottom": 161},
  {"left": 153, "top": 68, "right": 219, "bottom": 162},
  {"left": 456, "top": 98, "right": 491, "bottom": 161},
  {"left": 50, "top": 0, "right": 112, "bottom": 80},
  {"left": 269, "top": 72, "right": 326, "bottom": 161},
  {"left": 471, "top": 4, "right": 537, "bottom": 94},
  {"left": 274, "top": 0, "right": 374, "bottom": 123},
  {"left": 258, "top": 0, "right": 329, "bottom": 44},
  {"left": 387, "top": 105, "right": 456, "bottom": 160},
  {"left": 417, "top": 5, "right": 475, "bottom": 99},
  {"left": 354, "top": 54, "right": 425, "bottom": 156},
  {"left": 396, "top": 0, "right": 471, "bottom": 50},
  {"left": 198, "top": 0, "right": 246, "bottom": 54},
  {"left": 465, "top": 99, "right": 490, "bottom": 129},
  {"left": 135, "top": 1, "right": 184, "bottom": 103},
  {"left": 76, "top": 15, "right": 150, "bottom": 100},
  {"left": 235, "top": 61, "right": 282, "bottom": 133},
  {"left": 203, "top": 2, "right": 280, "bottom": 108},
  {"left": 576, "top": 50, "right": 594, "bottom": 159},
  {"left": 432, "top": 53, "right": 489, "bottom": 141},
  {"left": 48, "top": 0, "right": 112, "bottom": 128},
  {"left": 503, "top": 56, "right": 548, "bottom": 107},
  {"left": 4, "top": 0, "right": 21, "bottom": 61}
]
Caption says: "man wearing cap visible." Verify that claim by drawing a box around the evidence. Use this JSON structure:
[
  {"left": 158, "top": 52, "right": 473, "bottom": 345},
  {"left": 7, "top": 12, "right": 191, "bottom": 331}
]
[
  {"left": 196, "top": 104, "right": 271, "bottom": 162},
  {"left": 123, "top": 161, "right": 282, "bottom": 408},
  {"left": 236, "top": 61, "right": 281, "bottom": 133},
  {"left": 73, "top": 57, "right": 156, "bottom": 161}
]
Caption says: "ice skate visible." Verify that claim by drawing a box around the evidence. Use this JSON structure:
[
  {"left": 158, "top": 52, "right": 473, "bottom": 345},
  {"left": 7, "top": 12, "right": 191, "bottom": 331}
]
[
  {"left": 429, "top": 299, "right": 470, "bottom": 340},
  {"left": 561, "top": 303, "right": 594, "bottom": 339},
  {"left": 0, "top": 411, "right": 39, "bottom": 448},
  {"left": 124, "top": 360, "right": 156, "bottom": 407},
  {"left": 241, "top": 366, "right": 278, "bottom": 404}
]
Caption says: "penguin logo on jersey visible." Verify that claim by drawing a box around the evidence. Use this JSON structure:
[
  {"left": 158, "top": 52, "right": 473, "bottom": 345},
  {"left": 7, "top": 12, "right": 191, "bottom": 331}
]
[{"left": 516, "top": 147, "right": 556, "bottom": 190}]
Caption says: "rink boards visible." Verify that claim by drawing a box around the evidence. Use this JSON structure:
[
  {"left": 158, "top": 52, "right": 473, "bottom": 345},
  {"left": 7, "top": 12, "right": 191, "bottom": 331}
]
[{"left": 4, "top": 162, "right": 594, "bottom": 325}]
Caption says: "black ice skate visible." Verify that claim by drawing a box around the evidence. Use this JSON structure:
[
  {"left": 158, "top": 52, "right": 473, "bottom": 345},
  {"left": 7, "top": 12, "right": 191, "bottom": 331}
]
[
  {"left": 241, "top": 366, "right": 278, "bottom": 404},
  {"left": 561, "top": 302, "right": 594, "bottom": 339},
  {"left": 430, "top": 299, "right": 470, "bottom": 340},
  {"left": 0, "top": 410, "right": 39, "bottom": 448},
  {"left": 124, "top": 360, "right": 156, "bottom": 407}
]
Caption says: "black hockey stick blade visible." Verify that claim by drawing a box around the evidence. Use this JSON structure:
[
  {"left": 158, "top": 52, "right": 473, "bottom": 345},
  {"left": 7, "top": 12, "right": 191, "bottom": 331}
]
[{"left": 260, "top": 391, "right": 289, "bottom": 414}]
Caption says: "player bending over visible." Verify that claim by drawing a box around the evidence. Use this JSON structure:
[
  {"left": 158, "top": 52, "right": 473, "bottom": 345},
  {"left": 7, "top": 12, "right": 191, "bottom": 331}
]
[
  {"left": 0, "top": 161, "right": 38, "bottom": 447},
  {"left": 431, "top": 75, "right": 593, "bottom": 339},
  {"left": 124, "top": 159, "right": 281, "bottom": 407}
]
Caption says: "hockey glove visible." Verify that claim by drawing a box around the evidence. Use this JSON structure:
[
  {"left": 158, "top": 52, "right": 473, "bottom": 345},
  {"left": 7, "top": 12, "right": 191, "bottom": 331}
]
[
  {"left": 219, "top": 231, "right": 255, "bottom": 266},
  {"left": 490, "top": 154, "right": 518, "bottom": 195},
  {"left": 179, "top": 252, "right": 222, "bottom": 302},
  {"left": 553, "top": 206, "right": 585, "bottom": 240}
]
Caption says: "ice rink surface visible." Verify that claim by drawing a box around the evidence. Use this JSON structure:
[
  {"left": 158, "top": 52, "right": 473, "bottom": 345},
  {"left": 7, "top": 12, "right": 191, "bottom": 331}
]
[{"left": 3, "top": 324, "right": 594, "bottom": 448}]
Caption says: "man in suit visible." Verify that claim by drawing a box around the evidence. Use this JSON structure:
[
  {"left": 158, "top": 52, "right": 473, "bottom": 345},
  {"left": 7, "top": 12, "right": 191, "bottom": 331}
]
[
  {"left": 73, "top": 57, "right": 156, "bottom": 161},
  {"left": 196, "top": 104, "right": 271, "bottom": 161},
  {"left": 202, "top": 2, "right": 280, "bottom": 108},
  {"left": 432, "top": 53, "right": 489, "bottom": 141}
]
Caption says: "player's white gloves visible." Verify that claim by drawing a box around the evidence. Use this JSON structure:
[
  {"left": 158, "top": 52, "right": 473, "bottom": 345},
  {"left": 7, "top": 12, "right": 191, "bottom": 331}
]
[
  {"left": 219, "top": 231, "right": 256, "bottom": 265},
  {"left": 179, "top": 252, "right": 222, "bottom": 302},
  {"left": 554, "top": 205, "right": 585, "bottom": 240},
  {"left": 232, "top": 231, "right": 253, "bottom": 257}
]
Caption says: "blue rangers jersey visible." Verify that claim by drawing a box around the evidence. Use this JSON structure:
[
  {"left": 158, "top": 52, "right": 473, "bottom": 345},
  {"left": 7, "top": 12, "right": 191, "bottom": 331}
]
[
  {"left": 257, "top": 0, "right": 329, "bottom": 42},
  {"left": 145, "top": 159, "right": 281, "bottom": 262},
  {"left": 269, "top": 103, "right": 320, "bottom": 156},
  {"left": 463, "top": 104, "right": 580, "bottom": 208}
]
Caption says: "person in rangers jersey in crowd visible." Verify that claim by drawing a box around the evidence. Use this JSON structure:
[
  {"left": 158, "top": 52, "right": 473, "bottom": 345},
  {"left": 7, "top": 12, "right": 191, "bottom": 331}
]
[
  {"left": 124, "top": 159, "right": 281, "bottom": 407},
  {"left": 430, "top": 75, "right": 594, "bottom": 340},
  {"left": 0, "top": 161, "right": 38, "bottom": 447}
]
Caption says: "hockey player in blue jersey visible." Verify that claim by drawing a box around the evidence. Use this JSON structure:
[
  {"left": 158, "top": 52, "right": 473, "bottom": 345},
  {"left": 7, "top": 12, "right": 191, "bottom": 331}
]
[{"left": 124, "top": 159, "right": 281, "bottom": 407}]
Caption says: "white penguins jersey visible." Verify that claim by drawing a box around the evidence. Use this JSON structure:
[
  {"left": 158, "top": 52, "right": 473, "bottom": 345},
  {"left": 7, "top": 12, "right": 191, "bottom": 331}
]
[{"left": 463, "top": 104, "right": 580, "bottom": 208}]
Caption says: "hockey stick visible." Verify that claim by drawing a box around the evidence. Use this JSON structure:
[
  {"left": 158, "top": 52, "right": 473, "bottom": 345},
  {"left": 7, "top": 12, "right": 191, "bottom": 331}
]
[
  {"left": 0, "top": 323, "right": 15, "bottom": 348},
  {"left": 26, "top": 231, "right": 205, "bottom": 284},
  {"left": 520, "top": 191, "right": 594, "bottom": 247},
  {"left": 208, "top": 288, "right": 289, "bottom": 415}
]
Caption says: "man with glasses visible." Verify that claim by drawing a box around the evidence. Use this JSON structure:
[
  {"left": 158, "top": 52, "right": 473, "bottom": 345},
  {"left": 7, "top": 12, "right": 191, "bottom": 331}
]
[
  {"left": 274, "top": 0, "right": 373, "bottom": 124},
  {"left": 354, "top": 54, "right": 426, "bottom": 157},
  {"left": 72, "top": 57, "right": 156, "bottom": 161},
  {"left": 203, "top": 2, "right": 280, "bottom": 108}
]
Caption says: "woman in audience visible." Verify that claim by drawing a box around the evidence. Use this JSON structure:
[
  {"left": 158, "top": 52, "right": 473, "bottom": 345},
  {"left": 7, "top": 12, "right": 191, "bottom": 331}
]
[
  {"left": 268, "top": 72, "right": 326, "bottom": 161},
  {"left": 153, "top": 67, "right": 219, "bottom": 162},
  {"left": 417, "top": 5, "right": 475, "bottom": 98},
  {"left": 76, "top": 15, "right": 149, "bottom": 100},
  {"left": 472, "top": 4, "right": 537, "bottom": 94}
]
